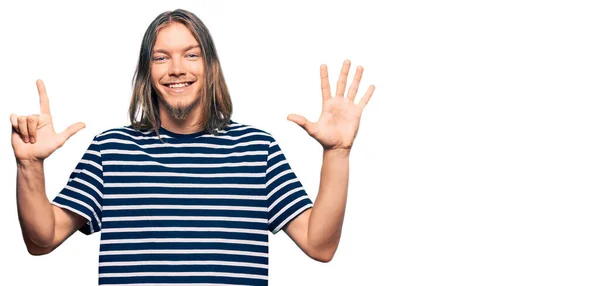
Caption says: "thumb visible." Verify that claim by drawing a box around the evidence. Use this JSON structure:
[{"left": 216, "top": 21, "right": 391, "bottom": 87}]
[
  {"left": 58, "top": 122, "right": 86, "bottom": 145},
  {"left": 287, "top": 114, "right": 317, "bottom": 136}
]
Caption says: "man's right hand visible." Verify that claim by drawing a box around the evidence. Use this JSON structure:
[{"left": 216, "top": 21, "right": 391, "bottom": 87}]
[{"left": 10, "top": 80, "right": 86, "bottom": 163}]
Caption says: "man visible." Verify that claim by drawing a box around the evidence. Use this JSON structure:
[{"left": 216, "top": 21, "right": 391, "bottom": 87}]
[{"left": 11, "top": 9, "right": 374, "bottom": 286}]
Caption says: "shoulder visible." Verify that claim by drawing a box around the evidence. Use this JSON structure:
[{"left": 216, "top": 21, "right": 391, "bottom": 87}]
[
  {"left": 217, "top": 120, "right": 276, "bottom": 143},
  {"left": 93, "top": 125, "right": 158, "bottom": 141}
]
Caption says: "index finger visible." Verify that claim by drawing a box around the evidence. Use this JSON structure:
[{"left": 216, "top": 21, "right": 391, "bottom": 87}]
[
  {"left": 320, "top": 64, "right": 332, "bottom": 102},
  {"left": 36, "top": 79, "right": 51, "bottom": 115}
]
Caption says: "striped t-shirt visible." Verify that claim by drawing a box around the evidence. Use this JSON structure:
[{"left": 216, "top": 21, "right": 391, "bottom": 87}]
[{"left": 51, "top": 121, "right": 314, "bottom": 286}]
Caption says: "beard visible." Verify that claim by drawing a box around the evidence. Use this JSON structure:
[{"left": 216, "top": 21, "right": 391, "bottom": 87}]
[{"left": 161, "top": 95, "right": 202, "bottom": 120}]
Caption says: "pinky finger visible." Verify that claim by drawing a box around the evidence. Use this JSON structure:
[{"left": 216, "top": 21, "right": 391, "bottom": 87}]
[
  {"left": 10, "top": 114, "right": 19, "bottom": 131},
  {"left": 357, "top": 85, "right": 376, "bottom": 110}
]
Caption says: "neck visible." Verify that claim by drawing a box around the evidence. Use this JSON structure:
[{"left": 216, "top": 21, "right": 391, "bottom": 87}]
[{"left": 158, "top": 102, "right": 204, "bottom": 134}]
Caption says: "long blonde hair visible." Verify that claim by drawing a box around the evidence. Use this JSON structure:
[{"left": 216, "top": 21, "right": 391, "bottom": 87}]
[{"left": 128, "top": 9, "right": 233, "bottom": 136}]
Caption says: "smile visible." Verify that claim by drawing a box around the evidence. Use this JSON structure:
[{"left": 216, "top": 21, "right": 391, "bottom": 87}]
[{"left": 163, "top": 82, "right": 194, "bottom": 93}]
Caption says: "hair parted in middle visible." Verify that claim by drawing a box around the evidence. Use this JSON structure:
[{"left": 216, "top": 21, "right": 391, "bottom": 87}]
[{"left": 128, "top": 9, "right": 233, "bottom": 137}]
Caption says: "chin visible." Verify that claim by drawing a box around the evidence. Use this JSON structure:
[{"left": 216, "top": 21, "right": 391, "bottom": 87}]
[{"left": 162, "top": 96, "right": 202, "bottom": 120}]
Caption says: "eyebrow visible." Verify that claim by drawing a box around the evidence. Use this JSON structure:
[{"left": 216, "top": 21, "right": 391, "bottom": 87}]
[{"left": 153, "top": 44, "right": 201, "bottom": 54}]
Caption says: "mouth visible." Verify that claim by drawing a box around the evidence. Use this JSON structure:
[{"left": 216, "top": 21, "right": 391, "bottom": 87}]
[{"left": 162, "top": 81, "right": 195, "bottom": 93}]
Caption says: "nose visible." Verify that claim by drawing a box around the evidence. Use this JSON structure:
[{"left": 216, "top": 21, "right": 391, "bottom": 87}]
[{"left": 168, "top": 57, "right": 186, "bottom": 77}]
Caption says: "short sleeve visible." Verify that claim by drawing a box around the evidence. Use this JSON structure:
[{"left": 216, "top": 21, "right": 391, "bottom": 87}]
[
  {"left": 51, "top": 135, "right": 103, "bottom": 235},
  {"left": 266, "top": 138, "right": 313, "bottom": 234}
]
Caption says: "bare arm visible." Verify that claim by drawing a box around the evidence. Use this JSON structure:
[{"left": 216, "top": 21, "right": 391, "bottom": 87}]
[
  {"left": 17, "top": 160, "right": 86, "bottom": 255},
  {"left": 285, "top": 60, "right": 375, "bottom": 262},
  {"left": 11, "top": 80, "right": 86, "bottom": 255},
  {"left": 284, "top": 149, "right": 349, "bottom": 262}
]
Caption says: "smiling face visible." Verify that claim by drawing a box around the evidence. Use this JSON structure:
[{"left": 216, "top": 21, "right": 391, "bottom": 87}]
[{"left": 151, "top": 22, "right": 204, "bottom": 120}]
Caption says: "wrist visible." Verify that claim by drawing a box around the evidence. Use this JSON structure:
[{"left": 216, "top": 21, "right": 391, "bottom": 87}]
[
  {"left": 323, "top": 147, "right": 351, "bottom": 158},
  {"left": 16, "top": 158, "right": 44, "bottom": 169}
]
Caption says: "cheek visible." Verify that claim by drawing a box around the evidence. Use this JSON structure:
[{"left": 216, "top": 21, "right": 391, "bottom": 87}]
[
  {"left": 188, "top": 63, "right": 205, "bottom": 78},
  {"left": 150, "top": 65, "right": 165, "bottom": 86}
]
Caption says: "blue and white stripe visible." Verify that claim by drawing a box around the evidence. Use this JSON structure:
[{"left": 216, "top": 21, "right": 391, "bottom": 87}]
[{"left": 52, "top": 122, "right": 313, "bottom": 285}]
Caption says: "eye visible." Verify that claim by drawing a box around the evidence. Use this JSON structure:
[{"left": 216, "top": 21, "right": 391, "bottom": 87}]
[
  {"left": 153, "top": 56, "right": 167, "bottom": 62},
  {"left": 187, "top": 54, "right": 200, "bottom": 59}
]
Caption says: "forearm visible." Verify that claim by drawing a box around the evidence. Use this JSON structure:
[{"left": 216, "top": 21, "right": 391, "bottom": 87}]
[
  {"left": 307, "top": 148, "right": 350, "bottom": 255},
  {"left": 16, "top": 160, "right": 56, "bottom": 248}
]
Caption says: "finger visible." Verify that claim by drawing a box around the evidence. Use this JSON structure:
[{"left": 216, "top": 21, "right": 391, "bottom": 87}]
[
  {"left": 12, "top": 127, "right": 21, "bottom": 143},
  {"left": 287, "top": 114, "right": 317, "bottom": 136},
  {"left": 320, "top": 64, "right": 332, "bottom": 103},
  {"left": 357, "top": 85, "right": 375, "bottom": 110},
  {"left": 27, "top": 115, "right": 40, "bottom": 144},
  {"left": 57, "top": 122, "right": 86, "bottom": 146},
  {"left": 10, "top": 114, "right": 19, "bottom": 131},
  {"left": 37, "top": 80, "right": 51, "bottom": 115},
  {"left": 347, "top": 65, "right": 364, "bottom": 103},
  {"left": 17, "top": 116, "right": 30, "bottom": 143},
  {"left": 335, "top": 59, "right": 351, "bottom": 98}
]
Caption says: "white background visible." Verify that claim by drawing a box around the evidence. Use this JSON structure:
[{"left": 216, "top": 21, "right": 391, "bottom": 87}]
[{"left": 1, "top": 0, "right": 599, "bottom": 285}]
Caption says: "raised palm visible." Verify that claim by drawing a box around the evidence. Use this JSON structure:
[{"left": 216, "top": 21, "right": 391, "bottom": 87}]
[
  {"left": 288, "top": 60, "right": 375, "bottom": 151},
  {"left": 11, "top": 80, "right": 85, "bottom": 162}
]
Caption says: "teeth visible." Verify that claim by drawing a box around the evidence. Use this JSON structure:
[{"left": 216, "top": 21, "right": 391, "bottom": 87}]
[{"left": 168, "top": 83, "right": 189, "bottom": 89}]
